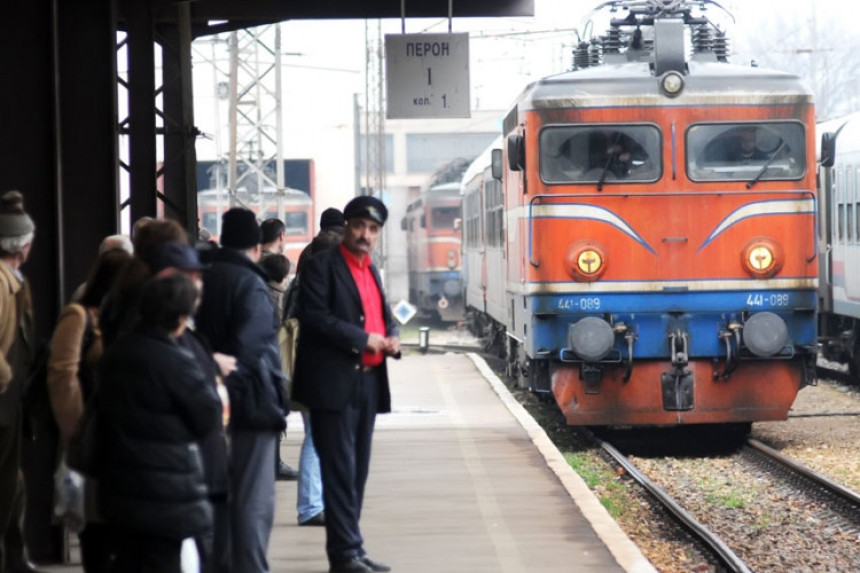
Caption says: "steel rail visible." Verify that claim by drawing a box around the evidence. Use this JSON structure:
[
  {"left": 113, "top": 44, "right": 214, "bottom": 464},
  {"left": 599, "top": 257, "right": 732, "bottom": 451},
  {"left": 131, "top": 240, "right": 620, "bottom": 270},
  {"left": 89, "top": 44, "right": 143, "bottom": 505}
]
[
  {"left": 597, "top": 437, "right": 753, "bottom": 573},
  {"left": 746, "top": 438, "right": 860, "bottom": 506}
]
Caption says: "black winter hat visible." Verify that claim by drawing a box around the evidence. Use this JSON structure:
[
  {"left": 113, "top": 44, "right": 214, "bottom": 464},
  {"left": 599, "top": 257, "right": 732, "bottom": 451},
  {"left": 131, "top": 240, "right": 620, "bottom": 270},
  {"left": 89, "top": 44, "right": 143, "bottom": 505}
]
[
  {"left": 220, "top": 208, "right": 262, "bottom": 249},
  {"left": 0, "top": 191, "right": 35, "bottom": 237},
  {"left": 343, "top": 196, "right": 387, "bottom": 225},
  {"left": 319, "top": 208, "right": 345, "bottom": 229}
]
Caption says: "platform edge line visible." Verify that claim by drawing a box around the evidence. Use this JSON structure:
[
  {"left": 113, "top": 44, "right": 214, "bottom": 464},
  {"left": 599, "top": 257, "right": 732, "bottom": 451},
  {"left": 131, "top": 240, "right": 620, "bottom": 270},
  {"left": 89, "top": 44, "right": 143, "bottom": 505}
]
[{"left": 465, "top": 352, "right": 658, "bottom": 573}]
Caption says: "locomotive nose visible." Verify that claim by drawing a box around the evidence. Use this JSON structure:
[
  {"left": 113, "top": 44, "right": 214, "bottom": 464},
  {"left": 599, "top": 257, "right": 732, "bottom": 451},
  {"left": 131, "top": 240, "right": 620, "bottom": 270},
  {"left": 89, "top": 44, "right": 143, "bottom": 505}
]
[
  {"left": 742, "top": 312, "right": 789, "bottom": 357},
  {"left": 567, "top": 317, "right": 615, "bottom": 361}
]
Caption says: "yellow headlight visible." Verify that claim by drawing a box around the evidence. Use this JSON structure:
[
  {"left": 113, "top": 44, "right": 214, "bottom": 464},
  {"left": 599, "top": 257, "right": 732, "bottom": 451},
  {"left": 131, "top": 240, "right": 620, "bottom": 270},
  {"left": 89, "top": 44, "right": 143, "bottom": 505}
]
[
  {"left": 748, "top": 246, "right": 774, "bottom": 271},
  {"left": 741, "top": 237, "right": 783, "bottom": 279},
  {"left": 577, "top": 250, "right": 603, "bottom": 274},
  {"left": 565, "top": 241, "right": 607, "bottom": 282}
]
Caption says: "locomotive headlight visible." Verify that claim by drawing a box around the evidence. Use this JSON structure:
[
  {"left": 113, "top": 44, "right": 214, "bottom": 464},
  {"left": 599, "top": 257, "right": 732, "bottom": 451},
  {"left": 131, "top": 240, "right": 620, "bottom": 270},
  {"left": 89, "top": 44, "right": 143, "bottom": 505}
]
[
  {"left": 447, "top": 249, "right": 457, "bottom": 269},
  {"left": 748, "top": 246, "right": 773, "bottom": 271},
  {"left": 577, "top": 250, "right": 603, "bottom": 274},
  {"left": 565, "top": 241, "right": 607, "bottom": 282},
  {"left": 741, "top": 237, "right": 784, "bottom": 279},
  {"left": 660, "top": 71, "right": 684, "bottom": 97}
]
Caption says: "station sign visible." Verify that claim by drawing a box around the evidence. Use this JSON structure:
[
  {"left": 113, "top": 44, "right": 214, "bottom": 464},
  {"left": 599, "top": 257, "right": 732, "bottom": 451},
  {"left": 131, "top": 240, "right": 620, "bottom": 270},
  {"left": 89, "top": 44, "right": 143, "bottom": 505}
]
[{"left": 385, "top": 33, "right": 470, "bottom": 119}]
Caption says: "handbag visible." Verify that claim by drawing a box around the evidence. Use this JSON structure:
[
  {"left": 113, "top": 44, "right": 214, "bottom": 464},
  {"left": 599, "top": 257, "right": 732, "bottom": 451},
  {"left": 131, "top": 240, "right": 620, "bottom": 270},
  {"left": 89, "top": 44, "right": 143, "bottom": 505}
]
[{"left": 66, "top": 393, "right": 101, "bottom": 477}]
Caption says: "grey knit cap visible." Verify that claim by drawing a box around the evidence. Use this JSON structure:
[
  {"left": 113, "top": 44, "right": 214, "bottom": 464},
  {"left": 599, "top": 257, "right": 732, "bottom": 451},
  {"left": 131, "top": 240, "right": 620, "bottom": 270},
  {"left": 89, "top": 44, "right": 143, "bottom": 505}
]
[{"left": 0, "top": 191, "right": 35, "bottom": 237}]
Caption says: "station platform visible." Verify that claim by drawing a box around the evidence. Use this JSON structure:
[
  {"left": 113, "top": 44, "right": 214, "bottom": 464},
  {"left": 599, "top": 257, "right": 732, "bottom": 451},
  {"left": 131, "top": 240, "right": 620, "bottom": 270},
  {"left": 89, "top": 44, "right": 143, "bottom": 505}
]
[{"left": 42, "top": 352, "right": 654, "bottom": 573}]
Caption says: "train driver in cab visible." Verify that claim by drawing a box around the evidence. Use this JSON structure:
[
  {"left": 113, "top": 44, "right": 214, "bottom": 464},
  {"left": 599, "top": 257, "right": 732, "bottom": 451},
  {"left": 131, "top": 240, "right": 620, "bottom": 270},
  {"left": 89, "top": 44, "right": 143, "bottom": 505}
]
[
  {"left": 704, "top": 126, "right": 770, "bottom": 165},
  {"left": 723, "top": 126, "right": 769, "bottom": 163},
  {"left": 587, "top": 130, "right": 648, "bottom": 178}
]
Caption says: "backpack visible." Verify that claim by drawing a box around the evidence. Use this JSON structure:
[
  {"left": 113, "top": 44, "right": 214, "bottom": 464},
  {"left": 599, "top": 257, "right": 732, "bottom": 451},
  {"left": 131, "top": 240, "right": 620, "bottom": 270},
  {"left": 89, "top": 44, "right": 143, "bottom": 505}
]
[{"left": 278, "top": 275, "right": 305, "bottom": 410}]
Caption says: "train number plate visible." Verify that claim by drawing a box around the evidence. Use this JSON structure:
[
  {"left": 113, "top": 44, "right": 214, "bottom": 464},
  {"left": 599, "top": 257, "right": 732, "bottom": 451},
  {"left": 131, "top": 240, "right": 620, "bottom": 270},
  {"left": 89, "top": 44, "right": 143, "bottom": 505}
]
[
  {"left": 557, "top": 297, "right": 602, "bottom": 311},
  {"left": 745, "top": 293, "right": 789, "bottom": 308}
]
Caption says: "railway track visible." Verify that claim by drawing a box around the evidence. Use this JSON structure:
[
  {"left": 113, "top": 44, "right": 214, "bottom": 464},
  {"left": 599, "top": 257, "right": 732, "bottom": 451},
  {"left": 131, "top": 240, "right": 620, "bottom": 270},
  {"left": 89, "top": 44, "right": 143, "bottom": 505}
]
[
  {"left": 743, "top": 438, "right": 860, "bottom": 511},
  {"left": 594, "top": 434, "right": 753, "bottom": 573},
  {"left": 592, "top": 431, "right": 860, "bottom": 572}
]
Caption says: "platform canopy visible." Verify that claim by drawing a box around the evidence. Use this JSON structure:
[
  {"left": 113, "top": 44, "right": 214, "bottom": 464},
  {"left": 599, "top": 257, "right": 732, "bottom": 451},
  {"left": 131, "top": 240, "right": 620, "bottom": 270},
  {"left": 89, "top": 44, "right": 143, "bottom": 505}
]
[{"left": 154, "top": 0, "right": 535, "bottom": 36}]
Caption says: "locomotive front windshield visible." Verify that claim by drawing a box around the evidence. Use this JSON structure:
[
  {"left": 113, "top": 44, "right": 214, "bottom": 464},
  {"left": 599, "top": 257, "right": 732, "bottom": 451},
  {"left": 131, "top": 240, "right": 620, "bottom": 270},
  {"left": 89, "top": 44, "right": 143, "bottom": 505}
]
[
  {"left": 430, "top": 206, "right": 460, "bottom": 229},
  {"left": 540, "top": 124, "right": 662, "bottom": 184},
  {"left": 285, "top": 211, "right": 308, "bottom": 236},
  {"left": 687, "top": 122, "right": 806, "bottom": 182}
]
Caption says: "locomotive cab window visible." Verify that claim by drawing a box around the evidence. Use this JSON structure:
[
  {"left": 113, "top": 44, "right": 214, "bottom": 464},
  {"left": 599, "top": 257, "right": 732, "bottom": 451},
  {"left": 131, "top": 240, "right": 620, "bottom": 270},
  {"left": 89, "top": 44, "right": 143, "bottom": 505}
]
[
  {"left": 687, "top": 122, "right": 806, "bottom": 182},
  {"left": 431, "top": 206, "right": 460, "bottom": 229},
  {"left": 539, "top": 124, "right": 661, "bottom": 184},
  {"left": 284, "top": 212, "right": 308, "bottom": 236}
]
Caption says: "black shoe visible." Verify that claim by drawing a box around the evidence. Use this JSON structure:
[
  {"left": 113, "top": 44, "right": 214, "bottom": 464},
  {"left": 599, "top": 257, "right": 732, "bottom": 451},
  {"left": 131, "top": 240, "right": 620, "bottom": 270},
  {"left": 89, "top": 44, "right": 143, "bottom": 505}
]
[
  {"left": 276, "top": 461, "right": 299, "bottom": 481},
  {"left": 360, "top": 556, "right": 391, "bottom": 572},
  {"left": 329, "top": 556, "right": 372, "bottom": 572},
  {"left": 298, "top": 510, "right": 325, "bottom": 526}
]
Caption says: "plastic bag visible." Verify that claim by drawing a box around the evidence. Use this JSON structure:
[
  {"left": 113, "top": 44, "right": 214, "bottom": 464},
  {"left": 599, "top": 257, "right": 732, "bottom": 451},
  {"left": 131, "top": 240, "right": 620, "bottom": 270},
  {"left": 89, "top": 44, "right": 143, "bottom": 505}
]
[
  {"left": 54, "top": 459, "right": 85, "bottom": 533},
  {"left": 180, "top": 537, "right": 200, "bottom": 573}
]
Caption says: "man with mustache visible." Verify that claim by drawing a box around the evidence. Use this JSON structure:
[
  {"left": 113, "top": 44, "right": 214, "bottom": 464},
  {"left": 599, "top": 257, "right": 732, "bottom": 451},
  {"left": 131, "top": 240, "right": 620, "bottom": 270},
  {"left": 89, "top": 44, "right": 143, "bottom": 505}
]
[{"left": 292, "top": 196, "right": 399, "bottom": 573}]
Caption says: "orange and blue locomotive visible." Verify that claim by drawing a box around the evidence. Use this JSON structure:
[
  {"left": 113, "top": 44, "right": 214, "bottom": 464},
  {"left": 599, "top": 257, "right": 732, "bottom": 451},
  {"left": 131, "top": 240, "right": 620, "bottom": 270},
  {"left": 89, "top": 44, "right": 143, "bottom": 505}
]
[
  {"left": 463, "top": 0, "right": 819, "bottom": 428},
  {"left": 402, "top": 181, "right": 464, "bottom": 322}
]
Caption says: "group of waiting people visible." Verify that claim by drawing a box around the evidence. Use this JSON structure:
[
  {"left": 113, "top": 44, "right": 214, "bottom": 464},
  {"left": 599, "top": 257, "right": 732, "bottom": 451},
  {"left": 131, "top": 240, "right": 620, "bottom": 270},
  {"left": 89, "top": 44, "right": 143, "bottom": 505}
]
[{"left": 0, "top": 188, "right": 399, "bottom": 573}]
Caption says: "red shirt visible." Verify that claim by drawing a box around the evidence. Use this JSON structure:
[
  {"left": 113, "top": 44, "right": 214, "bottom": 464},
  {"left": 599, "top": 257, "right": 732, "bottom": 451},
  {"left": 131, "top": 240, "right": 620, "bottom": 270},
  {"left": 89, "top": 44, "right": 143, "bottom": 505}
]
[{"left": 339, "top": 244, "right": 385, "bottom": 367}]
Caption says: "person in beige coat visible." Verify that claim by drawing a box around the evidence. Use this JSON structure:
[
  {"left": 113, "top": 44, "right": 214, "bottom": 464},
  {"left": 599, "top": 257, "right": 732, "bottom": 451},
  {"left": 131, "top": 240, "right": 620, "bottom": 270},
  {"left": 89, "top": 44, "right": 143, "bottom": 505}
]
[
  {"left": 0, "top": 190, "right": 39, "bottom": 573},
  {"left": 47, "top": 247, "right": 130, "bottom": 573}
]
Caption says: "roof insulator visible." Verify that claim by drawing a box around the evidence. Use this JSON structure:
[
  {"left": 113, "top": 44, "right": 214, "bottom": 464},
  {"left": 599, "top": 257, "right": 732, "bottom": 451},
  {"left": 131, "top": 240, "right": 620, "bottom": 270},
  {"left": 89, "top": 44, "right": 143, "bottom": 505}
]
[
  {"left": 692, "top": 25, "right": 712, "bottom": 53},
  {"left": 712, "top": 31, "right": 729, "bottom": 62},
  {"left": 573, "top": 41, "right": 591, "bottom": 70},
  {"left": 603, "top": 26, "right": 622, "bottom": 54}
]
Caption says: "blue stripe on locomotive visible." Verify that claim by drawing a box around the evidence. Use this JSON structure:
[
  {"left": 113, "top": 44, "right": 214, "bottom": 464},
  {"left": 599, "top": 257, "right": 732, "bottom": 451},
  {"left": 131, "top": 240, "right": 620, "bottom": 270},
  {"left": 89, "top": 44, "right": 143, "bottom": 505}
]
[{"left": 525, "top": 290, "right": 817, "bottom": 359}]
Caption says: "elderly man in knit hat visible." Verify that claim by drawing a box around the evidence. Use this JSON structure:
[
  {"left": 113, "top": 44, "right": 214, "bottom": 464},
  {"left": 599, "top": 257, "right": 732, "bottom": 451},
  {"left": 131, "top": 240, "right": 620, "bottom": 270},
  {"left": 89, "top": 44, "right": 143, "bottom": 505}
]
[
  {"left": 0, "top": 191, "right": 41, "bottom": 573},
  {"left": 194, "top": 207, "right": 288, "bottom": 573}
]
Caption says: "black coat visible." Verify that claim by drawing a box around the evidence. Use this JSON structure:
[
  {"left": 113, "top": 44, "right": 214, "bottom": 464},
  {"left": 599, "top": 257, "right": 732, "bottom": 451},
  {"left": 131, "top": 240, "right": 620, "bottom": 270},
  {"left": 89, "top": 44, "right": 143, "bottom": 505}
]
[
  {"left": 195, "top": 248, "right": 288, "bottom": 431},
  {"left": 292, "top": 247, "right": 397, "bottom": 412},
  {"left": 96, "top": 328, "right": 221, "bottom": 540},
  {"left": 177, "top": 329, "right": 229, "bottom": 497}
]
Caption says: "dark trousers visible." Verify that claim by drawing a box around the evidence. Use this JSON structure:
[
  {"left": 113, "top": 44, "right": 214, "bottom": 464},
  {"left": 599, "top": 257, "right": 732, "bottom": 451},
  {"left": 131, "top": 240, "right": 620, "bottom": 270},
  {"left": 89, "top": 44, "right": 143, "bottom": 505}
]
[
  {"left": 311, "top": 368, "right": 378, "bottom": 564},
  {"left": 0, "top": 413, "right": 25, "bottom": 572},
  {"left": 198, "top": 495, "right": 230, "bottom": 573},
  {"left": 110, "top": 529, "right": 181, "bottom": 573},
  {"left": 79, "top": 522, "right": 115, "bottom": 573}
]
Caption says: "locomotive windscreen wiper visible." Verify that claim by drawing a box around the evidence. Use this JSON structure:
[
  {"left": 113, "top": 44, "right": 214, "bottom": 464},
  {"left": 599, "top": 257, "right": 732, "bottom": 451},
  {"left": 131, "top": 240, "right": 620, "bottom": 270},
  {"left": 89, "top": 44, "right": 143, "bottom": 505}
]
[
  {"left": 746, "top": 141, "right": 787, "bottom": 189},
  {"left": 596, "top": 132, "right": 623, "bottom": 191},
  {"left": 596, "top": 153, "right": 615, "bottom": 191}
]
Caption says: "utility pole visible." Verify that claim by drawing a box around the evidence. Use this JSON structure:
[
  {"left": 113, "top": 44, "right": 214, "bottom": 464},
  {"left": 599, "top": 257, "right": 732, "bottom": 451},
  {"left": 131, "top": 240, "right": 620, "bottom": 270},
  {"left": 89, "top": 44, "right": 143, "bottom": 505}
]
[
  {"left": 365, "top": 19, "right": 387, "bottom": 272},
  {"left": 225, "top": 24, "right": 285, "bottom": 216}
]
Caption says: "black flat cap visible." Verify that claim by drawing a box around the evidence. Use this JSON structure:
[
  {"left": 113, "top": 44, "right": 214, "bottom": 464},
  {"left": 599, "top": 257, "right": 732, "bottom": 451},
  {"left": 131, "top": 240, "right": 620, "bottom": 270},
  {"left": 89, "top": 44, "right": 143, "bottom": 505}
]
[{"left": 343, "top": 196, "right": 387, "bottom": 225}]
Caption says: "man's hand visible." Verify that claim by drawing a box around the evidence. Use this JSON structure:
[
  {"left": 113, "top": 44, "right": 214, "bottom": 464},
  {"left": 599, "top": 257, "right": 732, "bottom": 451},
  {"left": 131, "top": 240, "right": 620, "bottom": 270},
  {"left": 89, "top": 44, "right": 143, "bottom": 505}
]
[
  {"left": 366, "top": 333, "right": 387, "bottom": 353},
  {"left": 384, "top": 336, "right": 401, "bottom": 356}
]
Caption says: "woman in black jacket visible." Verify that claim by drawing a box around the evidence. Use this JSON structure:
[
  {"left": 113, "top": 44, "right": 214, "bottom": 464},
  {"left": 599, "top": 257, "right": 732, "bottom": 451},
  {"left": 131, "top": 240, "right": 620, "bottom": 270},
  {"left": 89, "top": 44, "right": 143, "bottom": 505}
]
[{"left": 96, "top": 274, "right": 222, "bottom": 573}]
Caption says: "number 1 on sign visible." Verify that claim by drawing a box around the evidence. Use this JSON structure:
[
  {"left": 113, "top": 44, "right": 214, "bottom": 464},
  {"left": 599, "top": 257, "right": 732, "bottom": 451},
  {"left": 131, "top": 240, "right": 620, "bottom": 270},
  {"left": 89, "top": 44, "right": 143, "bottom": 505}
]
[{"left": 427, "top": 68, "right": 432, "bottom": 85}]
